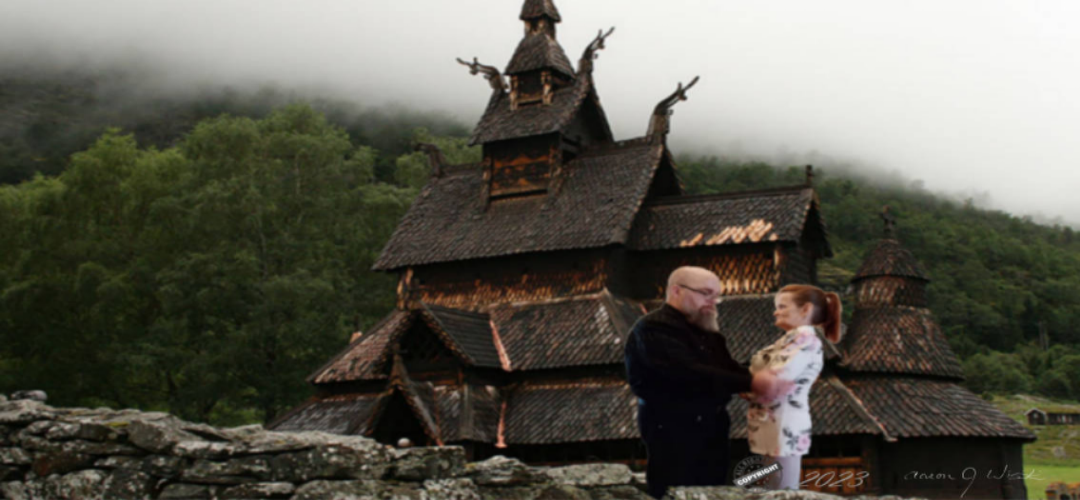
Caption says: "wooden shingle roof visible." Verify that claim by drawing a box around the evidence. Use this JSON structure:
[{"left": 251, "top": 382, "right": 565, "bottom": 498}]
[
  {"left": 373, "top": 140, "right": 664, "bottom": 271},
  {"left": 268, "top": 393, "right": 385, "bottom": 435},
  {"left": 499, "top": 371, "right": 1038, "bottom": 445},
  {"left": 307, "top": 310, "right": 409, "bottom": 383},
  {"left": 488, "top": 293, "right": 642, "bottom": 371},
  {"left": 629, "top": 186, "right": 829, "bottom": 254},
  {"left": 503, "top": 379, "right": 637, "bottom": 444},
  {"left": 310, "top": 293, "right": 644, "bottom": 383},
  {"left": 468, "top": 75, "right": 593, "bottom": 146},
  {"left": 421, "top": 303, "right": 502, "bottom": 369},
  {"left": 505, "top": 33, "right": 575, "bottom": 77},
  {"left": 844, "top": 378, "right": 1035, "bottom": 440},
  {"left": 854, "top": 238, "right": 929, "bottom": 281},
  {"left": 282, "top": 376, "right": 1034, "bottom": 444},
  {"left": 841, "top": 306, "right": 964, "bottom": 379}
]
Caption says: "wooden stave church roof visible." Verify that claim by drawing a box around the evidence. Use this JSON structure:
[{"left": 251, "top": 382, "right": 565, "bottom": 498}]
[
  {"left": 629, "top": 186, "right": 830, "bottom": 255},
  {"left": 841, "top": 223, "right": 963, "bottom": 379},
  {"left": 468, "top": 75, "right": 597, "bottom": 145},
  {"left": 282, "top": 0, "right": 1035, "bottom": 447},
  {"left": 854, "top": 237, "right": 930, "bottom": 281},
  {"left": 841, "top": 305, "right": 965, "bottom": 379},
  {"left": 505, "top": 32, "right": 575, "bottom": 77},
  {"left": 371, "top": 140, "right": 664, "bottom": 271},
  {"left": 308, "top": 291, "right": 640, "bottom": 384},
  {"left": 371, "top": 148, "right": 830, "bottom": 272}
]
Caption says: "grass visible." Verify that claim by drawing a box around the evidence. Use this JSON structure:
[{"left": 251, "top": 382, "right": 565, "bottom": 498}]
[
  {"left": 1025, "top": 465, "right": 1080, "bottom": 499},
  {"left": 985, "top": 394, "right": 1080, "bottom": 499}
]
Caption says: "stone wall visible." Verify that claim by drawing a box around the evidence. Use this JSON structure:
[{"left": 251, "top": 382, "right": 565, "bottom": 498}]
[{"left": 0, "top": 398, "right": 915, "bottom": 500}]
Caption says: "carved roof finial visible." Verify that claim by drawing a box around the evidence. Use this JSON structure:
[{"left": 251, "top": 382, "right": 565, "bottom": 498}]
[
  {"left": 882, "top": 205, "right": 897, "bottom": 238},
  {"left": 414, "top": 143, "right": 447, "bottom": 178},
  {"left": 805, "top": 165, "right": 814, "bottom": 186},
  {"left": 578, "top": 27, "right": 615, "bottom": 75},
  {"left": 457, "top": 57, "right": 507, "bottom": 92},
  {"left": 648, "top": 76, "right": 700, "bottom": 140}
]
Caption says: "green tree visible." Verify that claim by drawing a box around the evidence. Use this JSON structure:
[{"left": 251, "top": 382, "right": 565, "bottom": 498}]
[
  {"left": 962, "top": 352, "right": 1034, "bottom": 395},
  {"left": 1036, "top": 369, "right": 1073, "bottom": 400},
  {"left": 0, "top": 105, "right": 423, "bottom": 424}
]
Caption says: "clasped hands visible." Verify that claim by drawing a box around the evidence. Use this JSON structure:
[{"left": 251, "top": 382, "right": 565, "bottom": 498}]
[{"left": 742, "top": 368, "right": 794, "bottom": 404}]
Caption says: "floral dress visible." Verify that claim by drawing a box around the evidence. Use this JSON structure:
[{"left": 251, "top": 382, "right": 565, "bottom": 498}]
[{"left": 747, "top": 325, "right": 823, "bottom": 457}]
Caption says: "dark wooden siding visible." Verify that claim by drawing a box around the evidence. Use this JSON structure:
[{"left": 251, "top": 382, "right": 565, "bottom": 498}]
[
  {"left": 877, "top": 438, "right": 1027, "bottom": 500},
  {"left": 487, "top": 135, "right": 556, "bottom": 197},
  {"left": 513, "top": 71, "right": 545, "bottom": 105},
  {"left": 411, "top": 250, "right": 608, "bottom": 310},
  {"left": 779, "top": 242, "right": 815, "bottom": 286},
  {"left": 627, "top": 245, "right": 781, "bottom": 299}
]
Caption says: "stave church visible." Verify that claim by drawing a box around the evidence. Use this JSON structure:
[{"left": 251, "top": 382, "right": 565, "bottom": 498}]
[{"left": 270, "top": 1, "right": 1035, "bottom": 497}]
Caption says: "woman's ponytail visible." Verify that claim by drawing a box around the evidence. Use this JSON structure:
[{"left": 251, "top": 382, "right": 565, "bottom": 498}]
[{"left": 823, "top": 292, "right": 842, "bottom": 343}]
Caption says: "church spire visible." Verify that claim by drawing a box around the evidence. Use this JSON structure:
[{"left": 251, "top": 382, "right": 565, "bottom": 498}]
[
  {"left": 853, "top": 207, "right": 929, "bottom": 283},
  {"left": 841, "top": 208, "right": 963, "bottom": 380},
  {"left": 505, "top": 0, "right": 575, "bottom": 109},
  {"left": 520, "top": 0, "right": 561, "bottom": 37},
  {"left": 881, "top": 205, "right": 897, "bottom": 239}
]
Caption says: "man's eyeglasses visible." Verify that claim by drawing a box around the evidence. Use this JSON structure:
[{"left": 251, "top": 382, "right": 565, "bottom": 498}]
[{"left": 677, "top": 283, "right": 722, "bottom": 303}]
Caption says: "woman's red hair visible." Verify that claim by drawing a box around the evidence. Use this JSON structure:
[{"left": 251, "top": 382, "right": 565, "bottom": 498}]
[{"left": 779, "top": 284, "right": 843, "bottom": 343}]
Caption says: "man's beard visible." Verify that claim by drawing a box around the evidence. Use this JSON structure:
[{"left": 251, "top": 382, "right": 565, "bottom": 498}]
[{"left": 692, "top": 309, "right": 720, "bottom": 333}]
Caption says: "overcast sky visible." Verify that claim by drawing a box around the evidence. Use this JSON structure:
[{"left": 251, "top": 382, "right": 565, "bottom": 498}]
[{"left": 2, "top": 0, "right": 1078, "bottom": 225}]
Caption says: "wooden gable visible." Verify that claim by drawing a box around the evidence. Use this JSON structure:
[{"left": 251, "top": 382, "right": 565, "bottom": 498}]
[
  {"left": 398, "top": 320, "right": 458, "bottom": 376},
  {"left": 486, "top": 134, "right": 558, "bottom": 198}
]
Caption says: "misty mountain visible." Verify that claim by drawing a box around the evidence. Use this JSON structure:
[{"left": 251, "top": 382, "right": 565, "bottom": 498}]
[{"left": 0, "top": 65, "right": 470, "bottom": 184}]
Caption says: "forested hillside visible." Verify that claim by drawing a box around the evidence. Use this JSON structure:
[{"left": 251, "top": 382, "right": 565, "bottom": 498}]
[
  {"left": 0, "top": 97, "right": 480, "bottom": 424},
  {"left": 2, "top": 73, "right": 1077, "bottom": 425}
]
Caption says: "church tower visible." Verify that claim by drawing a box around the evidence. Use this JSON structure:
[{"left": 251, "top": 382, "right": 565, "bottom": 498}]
[{"left": 841, "top": 206, "right": 964, "bottom": 379}]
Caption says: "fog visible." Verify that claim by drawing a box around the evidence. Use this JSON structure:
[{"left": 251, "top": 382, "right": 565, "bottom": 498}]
[{"left": 2, "top": 0, "right": 1078, "bottom": 225}]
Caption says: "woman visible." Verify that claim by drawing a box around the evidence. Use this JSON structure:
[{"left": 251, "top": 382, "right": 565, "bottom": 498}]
[{"left": 744, "top": 284, "right": 841, "bottom": 490}]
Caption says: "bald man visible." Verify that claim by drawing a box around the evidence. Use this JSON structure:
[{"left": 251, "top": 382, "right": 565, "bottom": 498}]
[{"left": 624, "top": 266, "right": 790, "bottom": 498}]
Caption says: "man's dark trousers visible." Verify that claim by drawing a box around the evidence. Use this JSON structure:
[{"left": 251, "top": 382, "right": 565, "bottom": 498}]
[{"left": 638, "top": 399, "right": 731, "bottom": 499}]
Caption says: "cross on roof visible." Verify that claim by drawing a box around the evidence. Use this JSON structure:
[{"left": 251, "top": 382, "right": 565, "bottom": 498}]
[{"left": 881, "top": 206, "right": 897, "bottom": 237}]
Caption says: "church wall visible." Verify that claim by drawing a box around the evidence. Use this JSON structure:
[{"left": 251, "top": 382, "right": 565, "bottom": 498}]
[
  {"left": 511, "top": 71, "right": 547, "bottom": 105},
  {"left": 409, "top": 249, "right": 608, "bottom": 311},
  {"left": 626, "top": 244, "right": 781, "bottom": 300},
  {"left": 485, "top": 135, "right": 558, "bottom": 197},
  {"left": 602, "top": 247, "right": 633, "bottom": 298},
  {"left": 779, "top": 242, "right": 815, "bottom": 286},
  {"left": 877, "top": 437, "right": 1028, "bottom": 500}
]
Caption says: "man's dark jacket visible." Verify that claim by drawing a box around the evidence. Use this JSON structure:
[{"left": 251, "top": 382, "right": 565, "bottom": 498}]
[
  {"left": 625, "top": 303, "right": 753, "bottom": 408},
  {"left": 624, "top": 303, "right": 755, "bottom": 497}
]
